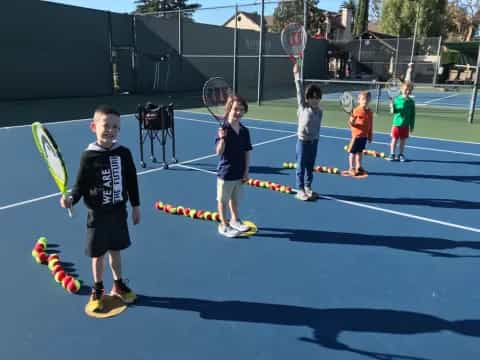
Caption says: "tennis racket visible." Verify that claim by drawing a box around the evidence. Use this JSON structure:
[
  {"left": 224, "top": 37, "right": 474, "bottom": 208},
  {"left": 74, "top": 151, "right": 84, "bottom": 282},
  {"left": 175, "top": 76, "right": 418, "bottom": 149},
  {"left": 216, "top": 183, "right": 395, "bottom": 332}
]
[
  {"left": 340, "top": 91, "right": 355, "bottom": 114},
  {"left": 202, "top": 77, "right": 233, "bottom": 127},
  {"left": 386, "top": 78, "right": 401, "bottom": 100},
  {"left": 281, "top": 23, "right": 307, "bottom": 68},
  {"left": 32, "top": 122, "right": 72, "bottom": 217}
]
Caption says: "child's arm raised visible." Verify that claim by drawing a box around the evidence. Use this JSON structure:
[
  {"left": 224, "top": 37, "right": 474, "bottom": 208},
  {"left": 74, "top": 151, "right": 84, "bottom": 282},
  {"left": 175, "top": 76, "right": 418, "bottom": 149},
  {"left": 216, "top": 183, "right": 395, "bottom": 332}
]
[{"left": 293, "top": 64, "right": 305, "bottom": 109}]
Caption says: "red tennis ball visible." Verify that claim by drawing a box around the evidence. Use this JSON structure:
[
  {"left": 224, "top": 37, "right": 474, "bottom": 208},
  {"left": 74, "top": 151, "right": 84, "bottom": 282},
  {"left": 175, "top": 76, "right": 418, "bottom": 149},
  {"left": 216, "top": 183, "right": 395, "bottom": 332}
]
[
  {"left": 177, "top": 206, "right": 184, "bottom": 215},
  {"left": 155, "top": 201, "right": 164, "bottom": 210},
  {"left": 196, "top": 210, "right": 204, "bottom": 219},
  {"left": 54, "top": 270, "right": 66, "bottom": 283},
  {"left": 247, "top": 179, "right": 254, "bottom": 185},
  {"left": 37, "top": 252, "right": 48, "bottom": 264},
  {"left": 66, "top": 278, "right": 81, "bottom": 293},
  {"left": 253, "top": 179, "right": 260, "bottom": 187},
  {"left": 183, "top": 208, "right": 191, "bottom": 216},
  {"left": 62, "top": 275, "right": 73, "bottom": 289},
  {"left": 51, "top": 264, "right": 64, "bottom": 276},
  {"left": 34, "top": 243, "right": 45, "bottom": 252},
  {"left": 47, "top": 254, "right": 59, "bottom": 263}
]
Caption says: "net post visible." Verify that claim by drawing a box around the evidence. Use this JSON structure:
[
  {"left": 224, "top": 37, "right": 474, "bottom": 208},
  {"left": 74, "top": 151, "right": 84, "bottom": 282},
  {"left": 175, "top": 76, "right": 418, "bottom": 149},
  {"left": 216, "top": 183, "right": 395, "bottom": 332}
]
[
  {"left": 432, "top": 36, "right": 442, "bottom": 87},
  {"left": 468, "top": 43, "right": 480, "bottom": 124},
  {"left": 375, "top": 81, "right": 380, "bottom": 113},
  {"left": 232, "top": 4, "right": 238, "bottom": 95},
  {"left": 257, "top": 0, "right": 265, "bottom": 105}
]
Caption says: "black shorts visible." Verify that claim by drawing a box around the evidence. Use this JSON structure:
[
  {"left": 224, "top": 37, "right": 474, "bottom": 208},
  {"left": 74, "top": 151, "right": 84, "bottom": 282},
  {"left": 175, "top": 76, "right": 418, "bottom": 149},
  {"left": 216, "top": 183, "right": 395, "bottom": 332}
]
[
  {"left": 348, "top": 137, "right": 368, "bottom": 154},
  {"left": 85, "top": 207, "right": 131, "bottom": 258}
]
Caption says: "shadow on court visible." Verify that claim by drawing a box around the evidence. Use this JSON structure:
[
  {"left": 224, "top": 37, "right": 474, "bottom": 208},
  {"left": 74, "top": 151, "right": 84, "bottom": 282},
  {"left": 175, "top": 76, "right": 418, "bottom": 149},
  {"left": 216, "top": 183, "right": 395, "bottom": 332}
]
[
  {"left": 134, "top": 295, "right": 480, "bottom": 360},
  {"left": 368, "top": 171, "right": 480, "bottom": 184},
  {"left": 325, "top": 194, "right": 480, "bottom": 210},
  {"left": 255, "top": 227, "right": 480, "bottom": 258}
]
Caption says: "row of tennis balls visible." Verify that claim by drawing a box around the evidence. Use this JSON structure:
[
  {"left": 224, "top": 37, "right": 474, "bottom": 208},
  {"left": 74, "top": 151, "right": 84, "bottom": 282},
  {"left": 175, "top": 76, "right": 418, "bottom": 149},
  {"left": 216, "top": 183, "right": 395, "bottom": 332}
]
[
  {"left": 155, "top": 201, "right": 222, "bottom": 221},
  {"left": 282, "top": 162, "right": 340, "bottom": 174},
  {"left": 243, "top": 178, "right": 293, "bottom": 193},
  {"left": 31, "top": 237, "right": 81, "bottom": 293},
  {"left": 343, "top": 145, "right": 386, "bottom": 158}
]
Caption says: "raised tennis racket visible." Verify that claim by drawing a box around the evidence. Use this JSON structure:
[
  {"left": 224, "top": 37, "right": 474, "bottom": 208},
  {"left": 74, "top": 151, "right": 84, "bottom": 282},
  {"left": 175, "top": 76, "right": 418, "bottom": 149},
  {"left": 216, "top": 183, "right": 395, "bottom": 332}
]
[
  {"left": 386, "top": 78, "right": 401, "bottom": 100},
  {"left": 202, "top": 77, "right": 233, "bottom": 127},
  {"left": 32, "top": 122, "right": 72, "bottom": 217},
  {"left": 340, "top": 91, "right": 355, "bottom": 114},
  {"left": 281, "top": 23, "right": 307, "bottom": 68}
]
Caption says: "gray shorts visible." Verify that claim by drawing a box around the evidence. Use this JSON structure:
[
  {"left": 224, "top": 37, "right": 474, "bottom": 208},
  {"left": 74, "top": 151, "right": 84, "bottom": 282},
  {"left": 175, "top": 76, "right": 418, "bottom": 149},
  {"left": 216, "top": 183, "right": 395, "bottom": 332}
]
[{"left": 85, "top": 207, "right": 131, "bottom": 258}]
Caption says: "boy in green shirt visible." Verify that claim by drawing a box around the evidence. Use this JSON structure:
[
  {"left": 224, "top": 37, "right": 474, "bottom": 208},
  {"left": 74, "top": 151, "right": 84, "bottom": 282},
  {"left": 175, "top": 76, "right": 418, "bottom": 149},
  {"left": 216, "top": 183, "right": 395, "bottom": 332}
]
[{"left": 386, "top": 81, "right": 415, "bottom": 162}]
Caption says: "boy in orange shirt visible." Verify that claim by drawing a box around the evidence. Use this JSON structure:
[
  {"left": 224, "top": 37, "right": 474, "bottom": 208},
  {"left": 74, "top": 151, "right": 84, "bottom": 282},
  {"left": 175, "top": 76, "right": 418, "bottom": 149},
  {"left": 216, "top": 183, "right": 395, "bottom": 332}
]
[{"left": 345, "top": 91, "right": 373, "bottom": 176}]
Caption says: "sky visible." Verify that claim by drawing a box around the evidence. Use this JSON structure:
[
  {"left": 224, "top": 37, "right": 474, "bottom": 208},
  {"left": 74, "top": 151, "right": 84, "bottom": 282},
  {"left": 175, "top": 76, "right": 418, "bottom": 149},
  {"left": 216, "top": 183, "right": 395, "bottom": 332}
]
[{"left": 43, "top": 1, "right": 345, "bottom": 25}]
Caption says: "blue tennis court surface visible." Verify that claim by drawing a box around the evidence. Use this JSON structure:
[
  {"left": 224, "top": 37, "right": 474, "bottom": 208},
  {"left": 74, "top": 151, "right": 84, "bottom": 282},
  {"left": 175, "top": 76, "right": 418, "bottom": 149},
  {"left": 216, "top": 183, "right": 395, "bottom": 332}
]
[{"left": 1, "top": 110, "right": 479, "bottom": 359}]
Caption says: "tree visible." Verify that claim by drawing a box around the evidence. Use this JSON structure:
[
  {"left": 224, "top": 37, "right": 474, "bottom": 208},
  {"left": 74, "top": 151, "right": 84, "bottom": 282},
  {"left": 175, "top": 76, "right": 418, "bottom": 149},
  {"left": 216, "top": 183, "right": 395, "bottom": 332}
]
[
  {"left": 446, "top": 0, "right": 480, "bottom": 40},
  {"left": 271, "top": 0, "right": 322, "bottom": 36},
  {"left": 380, "top": 0, "right": 448, "bottom": 37},
  {"left": 134, "top": 0, "right": 201, "bottom": 18},
  {"left": 353, "top": 0, "right": 369, "bottom": 35}
]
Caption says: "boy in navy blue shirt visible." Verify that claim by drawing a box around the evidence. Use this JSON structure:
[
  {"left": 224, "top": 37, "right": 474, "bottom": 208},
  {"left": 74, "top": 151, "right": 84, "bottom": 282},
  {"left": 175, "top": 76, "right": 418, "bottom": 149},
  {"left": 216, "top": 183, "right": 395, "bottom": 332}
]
[{"left": 215, "top": 95, "right": 252, "bottom": 238}]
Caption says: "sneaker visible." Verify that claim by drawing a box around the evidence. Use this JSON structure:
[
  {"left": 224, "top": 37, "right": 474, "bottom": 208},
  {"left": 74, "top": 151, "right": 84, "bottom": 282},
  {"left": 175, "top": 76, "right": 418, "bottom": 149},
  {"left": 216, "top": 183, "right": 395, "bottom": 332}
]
[
  {"left": 218, "top": 223, "right": 241, "bottom": 238},
  {"left": 295, "top": 189, "right": 310, "bottom": 201},
  {"left": 356, "top": 167, "right": 368, "bottom": 175},
  {"left": 398, "top": 154, "right": 406, "bottom": 162},
  {"left": 230, "top": 219, "right": 250, "bottom": 232},
  {"left": 385, "top": 154, "right": 396, "bottom": 161},
  {"left": 88, "top": 287, "right": 104, "bottom": 312},
  {"left": 304, "top": 186, "right": 318, "bottom": 199},
  {"left": 111, "top": 279, "right": 137, "bottom": 304}
]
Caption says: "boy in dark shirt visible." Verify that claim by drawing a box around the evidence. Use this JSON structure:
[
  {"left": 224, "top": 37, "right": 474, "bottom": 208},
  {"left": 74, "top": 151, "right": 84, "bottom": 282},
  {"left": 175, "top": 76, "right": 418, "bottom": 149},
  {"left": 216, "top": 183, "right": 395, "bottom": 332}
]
[
  {"left": 216, "top": 95, "right": 252, "bottom": 238},
  {"left": 61, "top": 105, "right": 140, "bottom": 312}
]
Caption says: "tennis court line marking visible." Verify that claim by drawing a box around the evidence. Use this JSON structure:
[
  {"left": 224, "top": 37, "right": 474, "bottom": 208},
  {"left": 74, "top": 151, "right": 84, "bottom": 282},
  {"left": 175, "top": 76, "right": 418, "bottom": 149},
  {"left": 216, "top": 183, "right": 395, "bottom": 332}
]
[
  {"left": 0, "top": 133, "right": 296, "bottom": 211},
  {"left": 421, "top": 93, "right": 461, "bottom": 105},
  {"left": 174, "top": 163, "right": 480, "bottom": 234},
  {"left": 176, "top": 115, "right": 480, "bottom": 157}
]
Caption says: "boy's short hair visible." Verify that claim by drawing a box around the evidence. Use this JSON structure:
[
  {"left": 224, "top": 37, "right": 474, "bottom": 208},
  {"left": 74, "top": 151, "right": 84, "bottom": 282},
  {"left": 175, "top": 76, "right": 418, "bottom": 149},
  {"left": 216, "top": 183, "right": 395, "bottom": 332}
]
[
  {"left": 224, "top": 95, "right": 248, "bottom": 116},
  {"left": 305, "top": 84, "right": 322, "bottom": 100},
  {"left": 94, "top": 104, "right": 120, "bottom": 118},
  {"left": 358, "top": 91, "right": 371, "bottom": 101}
]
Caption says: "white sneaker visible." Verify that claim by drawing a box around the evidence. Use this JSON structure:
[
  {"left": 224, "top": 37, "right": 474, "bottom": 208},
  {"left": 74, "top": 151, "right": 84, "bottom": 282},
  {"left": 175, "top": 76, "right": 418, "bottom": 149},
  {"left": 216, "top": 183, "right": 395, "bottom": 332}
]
[
  {"left": 218, "top": 224, "right": 241, "bottom": 238},
  {"left": 304, "top": 186, "right": 318, "bottom": 199},
  {"left": 295, "top": 190, "right": 309, "bottom": 201},
  {"left": 230, "top": 219, "right": 250, "bottom": 232}
]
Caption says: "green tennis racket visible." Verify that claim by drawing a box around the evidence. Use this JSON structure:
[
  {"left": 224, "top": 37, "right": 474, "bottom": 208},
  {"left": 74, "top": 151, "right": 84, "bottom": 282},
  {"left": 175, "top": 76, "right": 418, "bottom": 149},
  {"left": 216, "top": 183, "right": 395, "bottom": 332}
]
[{"left": 32, "top": 122, "right": 72, "bottom": 217}]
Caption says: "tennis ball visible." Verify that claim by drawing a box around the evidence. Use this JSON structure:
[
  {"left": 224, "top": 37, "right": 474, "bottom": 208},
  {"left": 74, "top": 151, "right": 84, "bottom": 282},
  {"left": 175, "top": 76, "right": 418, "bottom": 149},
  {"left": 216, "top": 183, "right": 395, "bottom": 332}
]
[
  {"left": 37, "top": 252, "right": 48, "bottom": 264},
  {"left": 333, "top": 167, "right": 339, "bottom": 174},
  {"left": 66, "top": 278, "right": 81, "bottom": 293},
  {"left": 212, "top": 212, "right": 221, "bottom": 222},
  {"left": 282, "top": 162, "right": 288, "bottom": 168},
  {"left": 47, "top": 253, "right": 59, "bottom": 263},
  {"left": 163, "top": 204, "right": 172, "bottom": 213},
  {"left": 176, "top": 206, "right": 184, "bottom": 215},
  {"left": 203, "top": 211, "right": 211, "bottom": 220},
  {"left": 253, "top": 179, "right": 260, "bottom": 187},
  {"left": 31, "top": 249, "right": 39, "bottom": 258},
  {"left": 196, "top": 210, "right": 204, "bottom": 219},
  {"left": 169, "top": 207, "right": 177, "bottom": 214},
  {"left": 62, "top": 275, "right": 73, "bottom": 289},
  {"left": 155, "top": 201, "right": 164, "bottom": 210},
  {"left": 247, "top": 178, "right": 254, "bottom": 185},
  {"left": 48, "top": 258, "right": 60, "bottom": 270},
  {"left": 54, "top": 270, "right": 66, "bottom": 283},
  {"left": 189, "top": 209, "right": 197, "bottom": 218},
  {"left": 183, "top": 208, "right": 191, "bottom": 216},
  {"left": 34, "top": 243, "right": 45, "bottom": 252},
  {"left": 51, "top": 264, "right": 64, "bottom": 276},
  {"left": 380, "top": 152, "right": 385, "bottom": 158},
  {"left": 343, "top": 145, "right": 348, "bottom": 151},
  {"left": 36, "top": 237, "right": 48, "bottom": 248},
  {"left": 279, "top": 185, "right": 286, "bottom": 192}
]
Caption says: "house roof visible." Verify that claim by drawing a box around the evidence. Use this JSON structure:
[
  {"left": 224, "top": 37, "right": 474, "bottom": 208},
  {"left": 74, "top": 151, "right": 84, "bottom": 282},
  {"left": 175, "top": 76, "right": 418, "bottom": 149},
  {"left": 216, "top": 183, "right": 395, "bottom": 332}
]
[{"left": 222, "top": 11, "right": 272, "bottom": 28}]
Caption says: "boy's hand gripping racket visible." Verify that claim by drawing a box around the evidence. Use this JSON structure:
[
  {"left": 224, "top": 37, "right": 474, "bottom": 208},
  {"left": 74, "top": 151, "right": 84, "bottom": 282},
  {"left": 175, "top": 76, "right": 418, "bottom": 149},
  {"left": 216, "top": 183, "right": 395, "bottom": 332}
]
[
  {"left": 202, "top": 77, "right": 233, "bottom": 128},
  {"left": 32, "top": 122, "right": 73, "bottom": 217},
  {"left": 281, "top": 23, "right": 307, "bottom": 69}
]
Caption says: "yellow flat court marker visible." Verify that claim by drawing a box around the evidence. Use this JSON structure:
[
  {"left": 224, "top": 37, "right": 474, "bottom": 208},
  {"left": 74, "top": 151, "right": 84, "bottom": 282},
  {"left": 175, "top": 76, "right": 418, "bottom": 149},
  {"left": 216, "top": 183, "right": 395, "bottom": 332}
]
[
  {"left": 85, "top": 295, "right": 127, "bottom": 319},
  {"left": 240, "top": 220, "right": 258, "bottom": 237}
]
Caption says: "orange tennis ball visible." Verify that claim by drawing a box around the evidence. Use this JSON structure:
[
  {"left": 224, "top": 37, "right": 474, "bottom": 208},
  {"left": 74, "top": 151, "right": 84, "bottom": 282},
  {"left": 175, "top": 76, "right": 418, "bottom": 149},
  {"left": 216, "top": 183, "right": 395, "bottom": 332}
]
[
  {"left": 66, "top": 278, "right": 81, "bottom": 293},
  {"left": 54, "top": 270, "right": 66, "bottom": 283}
]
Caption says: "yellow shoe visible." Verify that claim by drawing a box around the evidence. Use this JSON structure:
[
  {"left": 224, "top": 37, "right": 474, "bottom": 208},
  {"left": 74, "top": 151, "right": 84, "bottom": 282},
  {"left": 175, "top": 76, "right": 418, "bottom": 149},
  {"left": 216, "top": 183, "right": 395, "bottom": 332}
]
[
  {"left": 110, "top": 279, "right": 137, "bottom": 304},
  {"left": 87, "top": 288, "right": 104, "bottom": 312}
]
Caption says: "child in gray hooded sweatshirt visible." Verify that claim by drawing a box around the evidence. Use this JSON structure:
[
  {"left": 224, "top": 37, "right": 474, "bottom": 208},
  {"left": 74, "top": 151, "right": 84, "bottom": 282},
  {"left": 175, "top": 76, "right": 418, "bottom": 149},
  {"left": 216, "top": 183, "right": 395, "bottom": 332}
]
[{"left": 293, "top": 63, "right": 323, "bottom": 200}]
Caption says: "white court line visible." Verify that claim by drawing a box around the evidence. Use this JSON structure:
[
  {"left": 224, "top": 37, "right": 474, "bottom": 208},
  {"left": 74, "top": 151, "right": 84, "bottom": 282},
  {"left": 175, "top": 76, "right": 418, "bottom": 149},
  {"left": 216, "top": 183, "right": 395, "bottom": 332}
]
[
  {"left": 0, "top": 133, "right": 296, "bottom": 211},
  {"left": 176, "top": 163, "right": 480, "bottom": 234},
  {"left": 421, "top": 93, "right": 461, "bottom": 105}
]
